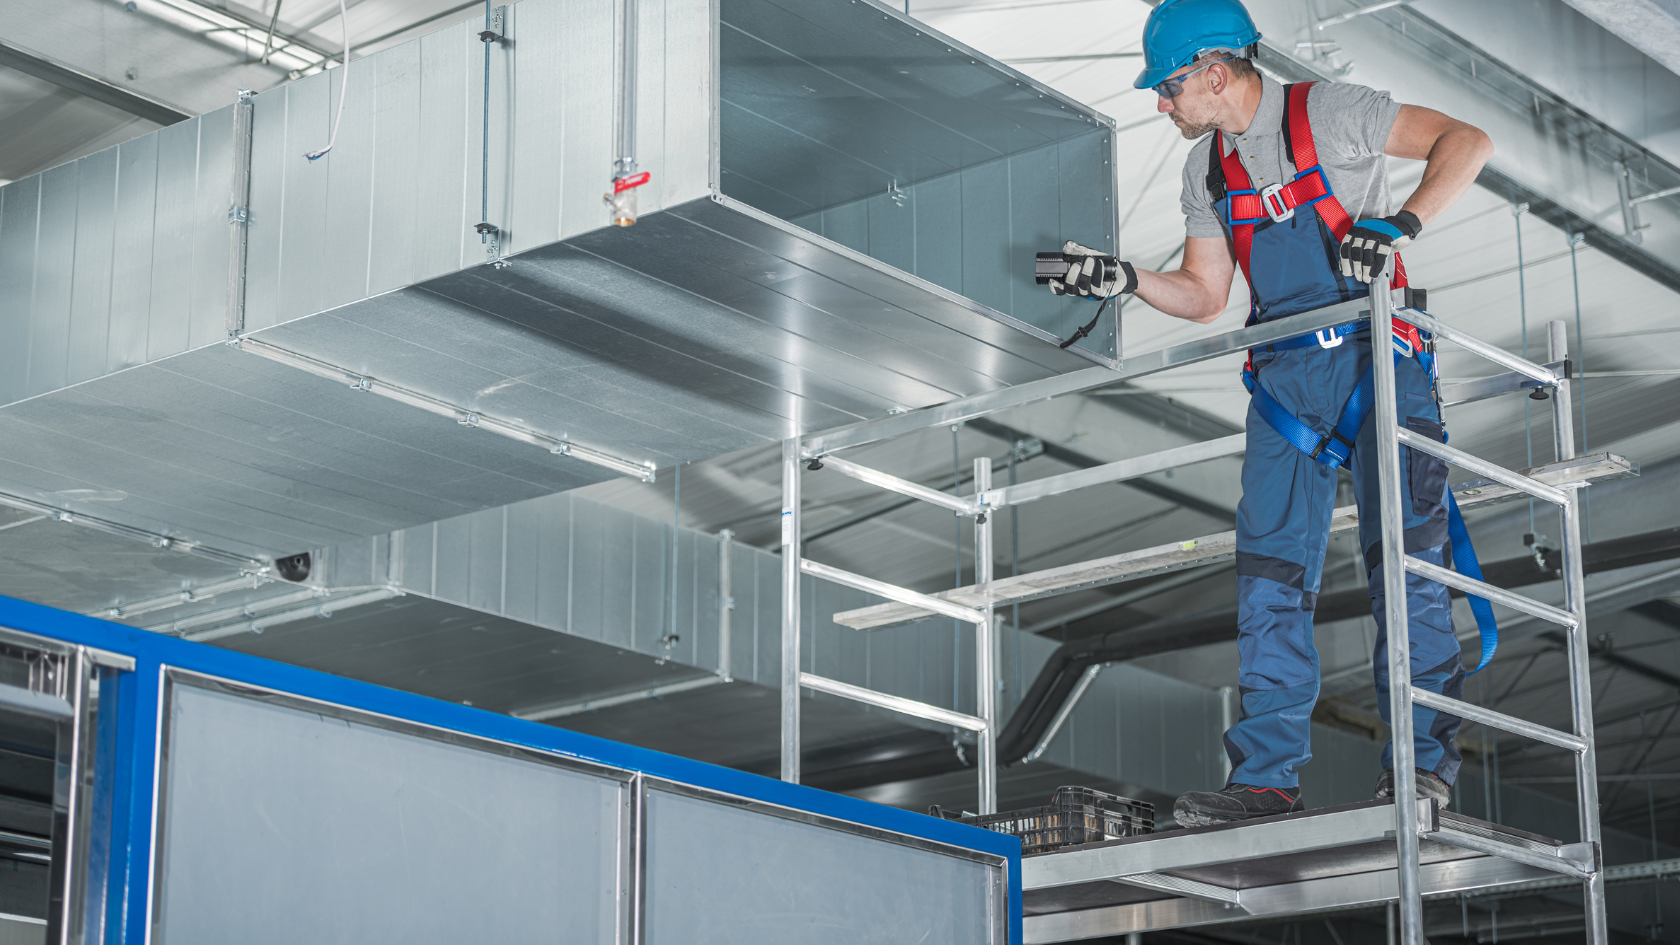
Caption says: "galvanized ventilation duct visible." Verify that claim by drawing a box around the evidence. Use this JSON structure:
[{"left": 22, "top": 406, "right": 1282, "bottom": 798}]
[{"left": 0, "top": 0, "right": 1115, "bottom": 560}]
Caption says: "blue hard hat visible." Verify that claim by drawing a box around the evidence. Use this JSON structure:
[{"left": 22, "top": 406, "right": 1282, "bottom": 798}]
[{"left": 1133, "top": 0, "right": 1263, "bottom": 90}]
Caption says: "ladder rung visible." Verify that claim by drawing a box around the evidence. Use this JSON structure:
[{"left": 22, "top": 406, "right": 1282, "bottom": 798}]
[
  {"left": 799, "top": 673, "right": 987, "bottom": 731},
  {"left": 1410, "top": 690, "right": 1588, "bottom": 753},
  {"left": 799, "top": 558, "right": 989, "bottom": 625},
  {"left": 1396, "top": 429, "right": 1569, "bottom": 507},
  {"left": 817, "top": 454, "right": 976, "bottom": 515},
  {"left": 1404, "top": 555, "right": 1578, "bottom": 629}
]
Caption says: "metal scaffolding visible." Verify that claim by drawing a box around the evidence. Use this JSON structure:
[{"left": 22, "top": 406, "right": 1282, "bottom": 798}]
[{"left": 779, "top": 273, "right": 1623, "bottom": 943}]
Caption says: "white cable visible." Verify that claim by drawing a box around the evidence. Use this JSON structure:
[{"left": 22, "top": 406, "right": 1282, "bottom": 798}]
[{"left": 303, "top": 0, "right": 350, "bottom": 161}]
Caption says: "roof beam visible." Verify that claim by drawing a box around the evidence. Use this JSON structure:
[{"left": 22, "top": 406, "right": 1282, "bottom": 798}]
[
  {"left": 0, "top": 0, "right": 296, "bottom": 117},
  {"left": 0, "top": 39, "right": 190, "bottom": 126}
]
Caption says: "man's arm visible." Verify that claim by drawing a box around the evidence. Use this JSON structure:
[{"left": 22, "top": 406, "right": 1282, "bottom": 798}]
[
  {"left": 1133, "top": 236, "right": 1237, "bottom": 324},
  {"left": 1384, "top": 104, "right": 1494, "bottom": 227}
]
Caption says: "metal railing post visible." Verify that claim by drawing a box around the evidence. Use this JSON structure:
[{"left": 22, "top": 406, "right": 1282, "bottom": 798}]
[
  {"left": 1547, "top": 321, "right": 1576, "bottom": 462},
  {"left": 717, "top": 529, "right": 734, "bottom": 681},
  {"left": 1373, "top": 273, "right": 1423, "bottom": 944},
  {"left": 780, "top": 439, "right": 802, "bottom": 783},
  {"left": 973, "top": 457, "right": 997, "bottom": 814}
]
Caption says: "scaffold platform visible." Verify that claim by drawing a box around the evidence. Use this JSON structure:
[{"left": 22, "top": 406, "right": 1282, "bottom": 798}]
[{"left": 1020, "top": 800, "right": 1592, "bottom": 943}]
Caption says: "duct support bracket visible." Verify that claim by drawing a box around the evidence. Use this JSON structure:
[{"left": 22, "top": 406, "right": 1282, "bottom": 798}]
[{"left": 225, "top": 87, "right": 256, "bottom": 340}]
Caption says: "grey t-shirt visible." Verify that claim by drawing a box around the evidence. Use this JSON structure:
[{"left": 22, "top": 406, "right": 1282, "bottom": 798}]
[{"left": 1180, "top": 76, "right": 1404, "bottom": 239}]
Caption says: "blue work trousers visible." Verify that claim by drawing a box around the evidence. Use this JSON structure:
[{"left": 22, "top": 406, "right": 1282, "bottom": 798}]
[{"left": 1224, "top": 335, "right": 1465, "bottom": 789}]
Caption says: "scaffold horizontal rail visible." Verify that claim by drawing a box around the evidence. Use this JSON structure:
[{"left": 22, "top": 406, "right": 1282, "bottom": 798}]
[
  {"left": 818, "top": 455, "right": 977, "bottom": 514},
  {"left": 977, "top": 434, "right": 1247, "bottom": 510},
  {"left": 1410, "top": 690, "right": 1588, "bottom": 753},
  {"left": 799, "top": 558, "right": 989, "bottom": 625},
  {"left": 834, "top": 452, "right": 1634, "bottom": 631},
  {"left": 1397, "top": 429, "right": 1570, "bottom": 506},
  {"left": 1440, "top": 360, "right": 1568, "bottom": 407},
  {"left": 1403, "top": 310, "right": 1564, "bottom": 385},
  {"left": 1403, "top": 555, "right": 1579, "bottom": 628},
  {"left": 802, "top": 298, "right": 1381, "bottom": 458},
  {"left": 799, "top": 672, "right": 987, "bottom": 731}
]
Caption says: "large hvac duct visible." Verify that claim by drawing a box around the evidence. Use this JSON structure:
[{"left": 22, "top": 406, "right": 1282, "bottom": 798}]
[{"left": 0, "top": 0, "right": 1116, "bottom": 560}]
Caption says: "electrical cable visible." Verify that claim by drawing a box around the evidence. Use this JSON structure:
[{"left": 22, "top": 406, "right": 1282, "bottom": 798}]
[
  {"left": 1058, "top": 291, "right": 1115, "bottom": 349},
  {"left": 303, "top": 0, "right": 350, "bottom": 161}
]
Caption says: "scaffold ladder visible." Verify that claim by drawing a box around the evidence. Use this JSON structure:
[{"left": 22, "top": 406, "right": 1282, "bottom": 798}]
[
  {"left": 1367, "top": 272, "right": 1606, "bottom": 945},
  {"left": 780, "top": 441, "right": 1001, "bottom": 813}
]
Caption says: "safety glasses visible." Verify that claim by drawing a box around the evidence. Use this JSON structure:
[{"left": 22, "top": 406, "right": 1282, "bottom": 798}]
[{"left": 1153, "top": 55, "right": 1236, "bottom": 99}]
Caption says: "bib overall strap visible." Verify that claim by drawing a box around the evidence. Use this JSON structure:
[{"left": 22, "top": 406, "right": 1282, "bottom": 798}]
[{"left": 1283, "top": 82, "right": 1410, "bottom": 289}]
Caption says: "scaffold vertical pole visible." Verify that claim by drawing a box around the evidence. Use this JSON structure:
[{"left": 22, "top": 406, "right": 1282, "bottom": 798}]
[
  {"left": 1547, "top": 321, "right": 1576, "bottom": 462},
  {"left": 780, "top": 437, "right": 802, "bottom": 784},
  {"left": 973, "top": 457, "right": 997, "bottom": 814},
  {"left": 1372, "top": 272, "right": 1423, "bottom": 943},
  {"left": 1551, "top": 321, "right": 1608, "bottom": 943}
]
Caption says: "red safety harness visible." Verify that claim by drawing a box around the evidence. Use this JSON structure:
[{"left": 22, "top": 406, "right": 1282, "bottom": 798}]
[
  {"left": 1221, "top": 82, "right": 1409, "bottom": 294},
  {"left": 1223, "top": 82, "right": 1420, "bottom": 358}
]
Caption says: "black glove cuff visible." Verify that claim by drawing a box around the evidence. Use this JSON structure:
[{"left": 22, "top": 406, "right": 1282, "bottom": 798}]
[
  {"left": 1391, "top": 210, "right": 1423, "bottom": 240},
  {"left": 1118, "top": 259, "right": 1138, "bottom": 295}
]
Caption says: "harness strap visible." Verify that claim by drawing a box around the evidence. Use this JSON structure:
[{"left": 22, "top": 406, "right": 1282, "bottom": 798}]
[
  {"left": 1217, "top": 134, "right": 1257, "bottom": 290},
  {"left": 1243, "top": 348, "right": 1496, "bottom": 674},
  {"left": 1284, "top": 83, "right": 1409, "bottom": 289}
]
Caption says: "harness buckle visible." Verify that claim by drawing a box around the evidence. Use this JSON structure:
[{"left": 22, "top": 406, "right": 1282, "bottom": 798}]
[
  {"left": 1391, "top": 319, "right": 1423, "bottom": 358},
  {"left": 1315, "top": 328, "right": 1344, "bottom": 349},
  {"left": 1258, "top": 182, "right": 1294, "bottom": 223}
]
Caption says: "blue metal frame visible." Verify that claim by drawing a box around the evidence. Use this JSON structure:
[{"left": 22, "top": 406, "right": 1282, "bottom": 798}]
[{"left": 0, "top": 593, "right": 1022, "bottom": 945}]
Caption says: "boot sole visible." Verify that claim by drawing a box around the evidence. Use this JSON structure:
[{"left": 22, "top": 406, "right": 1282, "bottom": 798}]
[{"left": 1172, "top": 807, "right": 1300, "bottom": 828}]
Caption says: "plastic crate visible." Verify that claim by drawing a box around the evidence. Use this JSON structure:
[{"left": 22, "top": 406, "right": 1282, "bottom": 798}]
[{"left": 929, "top": 786, "right": 1153, "bottom": 855}]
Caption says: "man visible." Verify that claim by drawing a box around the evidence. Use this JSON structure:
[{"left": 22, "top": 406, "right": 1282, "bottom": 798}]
[{"left": 1060, "top": 0, "right": 1494, "bottom": 826}]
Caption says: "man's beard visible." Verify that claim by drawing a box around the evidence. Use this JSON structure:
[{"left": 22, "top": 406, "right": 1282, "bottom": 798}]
[{"left": 1171, "top": 114, "right": 1218, "bottom": 139}]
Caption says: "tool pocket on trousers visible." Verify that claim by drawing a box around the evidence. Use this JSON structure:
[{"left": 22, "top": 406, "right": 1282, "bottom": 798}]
[{"left": 1406, "top": 417, "right": 1449, "bottom": 520}]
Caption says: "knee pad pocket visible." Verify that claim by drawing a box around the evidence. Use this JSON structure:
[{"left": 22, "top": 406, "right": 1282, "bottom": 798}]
[{"left": 1405, "top": 417, "right": 1449, "bottom": 522}]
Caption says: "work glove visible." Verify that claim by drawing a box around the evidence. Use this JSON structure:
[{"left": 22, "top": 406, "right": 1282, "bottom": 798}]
[
  {"left": 1048, "top": 241, "right": 1137, "bottom": 300},
  {"left": 1339, "top": 211, "right": 1421, "bottom": 284}
]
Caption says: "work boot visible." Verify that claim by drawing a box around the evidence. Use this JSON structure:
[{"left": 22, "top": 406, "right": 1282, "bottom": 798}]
[
  {"left": 1374, "top": 768, "right": 1451, "bottom": 809},
  {"left": 1172, "top": 784, "right": 1303, "bottom": 827}
]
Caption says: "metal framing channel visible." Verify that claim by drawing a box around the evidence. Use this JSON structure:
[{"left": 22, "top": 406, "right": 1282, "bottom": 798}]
[
  {"left": 717, "top": 529, "right": 734, "bottom": 681},
  {"left": 627, "top": 771, "right": 647, "bottom": 945},
  {"left": 225, "top": 89, "right": 254, "bottom": 340},
  {"left": 973, "top": 458, "right": 997, "bottom": 814}
]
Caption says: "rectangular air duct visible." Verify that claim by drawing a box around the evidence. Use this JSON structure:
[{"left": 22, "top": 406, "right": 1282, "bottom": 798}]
[{"left": 0, "top": 0, "right": 1115, "bottom": 558}]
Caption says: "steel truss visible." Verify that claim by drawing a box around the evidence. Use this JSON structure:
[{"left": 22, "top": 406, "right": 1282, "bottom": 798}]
[{"left": 779, "top": 279, "right": 1622, "bottom": 942}]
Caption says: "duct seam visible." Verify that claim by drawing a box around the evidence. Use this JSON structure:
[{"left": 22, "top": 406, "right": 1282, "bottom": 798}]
[
  {"left": 0, "top": 491, "right": 268, "bottom": 573},
  {"left": 232, "top": 337, "right": 659, "bottom": 481}
]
